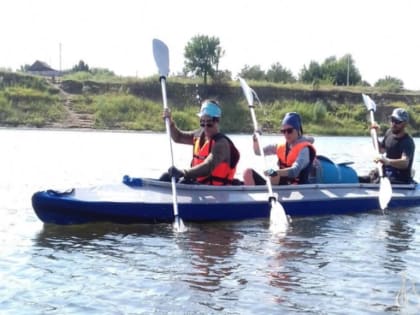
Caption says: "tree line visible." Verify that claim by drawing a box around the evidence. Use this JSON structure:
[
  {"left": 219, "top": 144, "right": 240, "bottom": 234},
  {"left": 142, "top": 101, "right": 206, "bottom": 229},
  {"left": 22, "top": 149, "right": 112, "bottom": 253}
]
[
  {"left": 18, "top": 34, "right": 405, "bottom": 92},
  {"left": 181, "top": 35, "right": 405, "bottom": 92}
]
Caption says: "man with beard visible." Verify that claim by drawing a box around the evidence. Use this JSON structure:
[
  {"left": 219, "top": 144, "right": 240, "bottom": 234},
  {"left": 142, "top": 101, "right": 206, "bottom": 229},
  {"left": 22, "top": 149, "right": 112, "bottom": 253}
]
[{"left": 361, "top": 108, "right": 416, "bottom": 184}]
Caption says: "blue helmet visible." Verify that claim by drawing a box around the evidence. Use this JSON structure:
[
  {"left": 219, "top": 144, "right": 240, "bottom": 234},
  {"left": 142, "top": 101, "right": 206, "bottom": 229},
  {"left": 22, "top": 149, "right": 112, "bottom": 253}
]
[
  {"left": 282, "top": 112, "right": 303, "bottom": 134},
  {"left": 197, "top": 101, "right": 222, "bottom": 118}
]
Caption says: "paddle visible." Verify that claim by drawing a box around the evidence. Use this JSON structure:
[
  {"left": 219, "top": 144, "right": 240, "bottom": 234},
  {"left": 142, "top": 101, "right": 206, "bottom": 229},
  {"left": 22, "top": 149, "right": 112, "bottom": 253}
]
[
  {"left": 238, "top": 77, "right": 289, "bottom": 233},
  {"left": 362, "top": 93, "right": 392, "bottom": 210},
  {"left": 152, "top": 38, "right": 185, "bottom": 232}
]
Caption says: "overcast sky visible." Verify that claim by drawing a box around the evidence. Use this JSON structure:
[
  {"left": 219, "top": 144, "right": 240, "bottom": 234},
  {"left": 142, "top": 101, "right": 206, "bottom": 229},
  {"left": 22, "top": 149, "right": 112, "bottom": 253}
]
[{"left": 2, "top": 0, "right": 419, "bottom": 90}]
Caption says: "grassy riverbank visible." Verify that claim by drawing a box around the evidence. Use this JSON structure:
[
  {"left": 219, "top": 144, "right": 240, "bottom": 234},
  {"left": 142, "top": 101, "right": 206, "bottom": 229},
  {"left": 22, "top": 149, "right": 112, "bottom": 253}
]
[{"left": 1, "top": 70, "right": 420, "bottom": 136}]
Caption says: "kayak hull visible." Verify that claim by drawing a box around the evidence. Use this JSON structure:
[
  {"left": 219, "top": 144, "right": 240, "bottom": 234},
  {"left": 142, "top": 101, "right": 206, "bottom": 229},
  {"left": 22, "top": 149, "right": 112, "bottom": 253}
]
[{"left": 31, "top": 177, "right": 420, "bottom": 225}]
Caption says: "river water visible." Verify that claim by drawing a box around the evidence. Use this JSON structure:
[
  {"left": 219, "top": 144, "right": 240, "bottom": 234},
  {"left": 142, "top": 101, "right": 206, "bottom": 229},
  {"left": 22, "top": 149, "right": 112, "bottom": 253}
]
[{"left": 1, "top": 128, "right": 419, "bottom": 314}]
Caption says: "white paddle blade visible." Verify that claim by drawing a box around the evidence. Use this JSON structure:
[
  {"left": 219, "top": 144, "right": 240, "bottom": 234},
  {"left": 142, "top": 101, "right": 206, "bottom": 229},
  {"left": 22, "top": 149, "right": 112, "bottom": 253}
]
[
  {"left": 362, "top": 93, "right": 370, "bottom": 109},
  {"left": 362, "top": 94, "right": 376, "bottom": 112},
  {"left": 379, "top": 177, "right": 392, "bottom": 210},
  {"left": 369, "top": 97, "right": 377, "bottom": 112},
  {"left": 152, "top": 38, "right": 169, "bottom": 77},
  {"left": 238, "top": 77, "right": 254, "bottom": 106},
  {"left": 251, "top": 89, "right": 262, "bottom": 106},
  {"left": 269, "top": 200, "right": 289, "bottom": 234}
]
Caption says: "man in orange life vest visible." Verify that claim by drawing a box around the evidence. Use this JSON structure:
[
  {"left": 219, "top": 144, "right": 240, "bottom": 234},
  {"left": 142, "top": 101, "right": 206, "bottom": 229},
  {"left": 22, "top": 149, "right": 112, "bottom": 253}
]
[
  {"left": 160, "top": 100, "right": 240, "bottom": 185},
  {"left": 243, "top": 112, "right": 316, "bottom": 185}
]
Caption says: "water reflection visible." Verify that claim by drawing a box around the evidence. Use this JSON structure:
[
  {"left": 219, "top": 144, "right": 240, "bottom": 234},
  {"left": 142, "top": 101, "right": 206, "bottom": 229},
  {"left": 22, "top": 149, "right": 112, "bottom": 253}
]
[
  {"left": 265, "top": 217, "right": 333, "bottom": 293},
  {"left": 177, "top": 223, "right": 243, "bottom": 293},
  {"left": 34, "top": 223, "right": 173, "bottom": 252},
  {"left": 380, "top": 209, "right": 419, "bottom": 313},
  {"left": 264, "top": 215, "right": 371, "bottom": 313},
  {"left": 383, "top": 211, "right": 415, "bottom": 273}
]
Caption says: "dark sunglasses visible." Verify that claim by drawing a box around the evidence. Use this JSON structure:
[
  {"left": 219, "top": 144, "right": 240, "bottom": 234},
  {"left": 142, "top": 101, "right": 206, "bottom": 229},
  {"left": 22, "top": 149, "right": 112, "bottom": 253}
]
[
  {"left": 280, "top": 127, "right": 295, "bottom": 134},
  {"left": 391, "top": 117, "right": 403, "bottom": 125},
  {"left": 200, "top": 119, "right": 214, "bottom": 127}
]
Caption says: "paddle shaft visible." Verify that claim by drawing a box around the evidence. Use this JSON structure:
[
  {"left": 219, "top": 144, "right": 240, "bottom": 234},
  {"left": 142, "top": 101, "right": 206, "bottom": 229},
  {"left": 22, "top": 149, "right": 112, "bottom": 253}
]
[
  {"left": 152, "top": 38, "right": 185, "bottom": 229},
  {"left": 368, "top": 106, "right": 392, "bottom": 210},
  {"left": 238, "top": 76, "right": 288, "bottom": 231},
  {"left": 160, "top": 77, "right": 175, "bottom": 166},
  {"left": 249, "top": 105, "right": 276, "bottom": 199},
  {"left": 160, "top": 76, "right": 180, "bottom": 218},
  {"left": 369, "top": 110, "right": 385, "bottom": 178}
]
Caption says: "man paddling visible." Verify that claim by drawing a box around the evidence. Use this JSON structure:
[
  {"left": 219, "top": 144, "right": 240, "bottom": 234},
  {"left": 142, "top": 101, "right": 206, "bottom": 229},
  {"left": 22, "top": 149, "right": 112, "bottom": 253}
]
[
  {"left": 159, "top": 100, "right": 240, "bottom": 185},
  {"left": 361, "top": 108, "right": 416, "bottom": 184},
  {"left": 242, "top": 112, "right": 316, "bottom": 186}
]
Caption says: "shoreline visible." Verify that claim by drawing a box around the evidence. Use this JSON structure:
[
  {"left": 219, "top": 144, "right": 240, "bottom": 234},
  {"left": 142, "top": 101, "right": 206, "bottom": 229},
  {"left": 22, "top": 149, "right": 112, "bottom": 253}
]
[
  {"left": 0, "top": 125, "right": 162, "bottom": 134},
  {"left": 0, "top": 126, "right": 373, "bottom": 138}
]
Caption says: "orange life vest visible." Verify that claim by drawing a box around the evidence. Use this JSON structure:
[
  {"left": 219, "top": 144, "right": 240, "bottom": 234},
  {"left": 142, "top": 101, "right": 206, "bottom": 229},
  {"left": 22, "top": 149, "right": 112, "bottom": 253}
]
[
  {"left": 276, "top": 141, "right": 316, "bottom": 184},
  {"left": 191, "top": 133, "right": 240, "bottom": 185}
]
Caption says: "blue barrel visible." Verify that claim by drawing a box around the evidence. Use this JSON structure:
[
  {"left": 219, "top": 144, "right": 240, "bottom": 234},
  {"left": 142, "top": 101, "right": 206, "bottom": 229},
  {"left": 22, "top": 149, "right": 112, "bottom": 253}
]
[
  {"left": 311, "top": 155, "right": 358, "bottom": 184},
  {"left": 337, "top": 162, "right": 359, "bottom": 183}
]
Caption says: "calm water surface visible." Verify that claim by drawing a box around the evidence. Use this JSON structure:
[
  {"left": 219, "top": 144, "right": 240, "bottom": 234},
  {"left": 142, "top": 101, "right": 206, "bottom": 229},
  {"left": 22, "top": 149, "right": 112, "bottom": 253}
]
[{"left": 1, "top": 129, "right": 419, "bottom": 314}]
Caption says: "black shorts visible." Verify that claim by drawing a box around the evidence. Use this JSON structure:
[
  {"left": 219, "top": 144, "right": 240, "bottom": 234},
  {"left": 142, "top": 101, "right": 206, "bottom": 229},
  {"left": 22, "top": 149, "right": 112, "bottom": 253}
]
[{"left": 252, "top": 170, "right": 267, "bottom": 185}]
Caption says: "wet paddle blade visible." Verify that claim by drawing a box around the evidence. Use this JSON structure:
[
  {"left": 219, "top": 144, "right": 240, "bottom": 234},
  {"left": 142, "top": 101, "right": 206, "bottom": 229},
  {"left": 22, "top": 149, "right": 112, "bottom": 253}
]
[
  {"left": 173, "top": 215, "right": 187, "bottom": 233},
  {"left": 379, "top": 177, "right": 392, "bottom": 210},
  {"left": 269, "top": 200, "right": 289, "bottom": 234}
]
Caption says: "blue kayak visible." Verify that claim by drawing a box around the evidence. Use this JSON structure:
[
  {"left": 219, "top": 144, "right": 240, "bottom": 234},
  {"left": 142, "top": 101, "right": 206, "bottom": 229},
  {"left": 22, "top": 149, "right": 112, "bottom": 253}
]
[
  {"left": 31, "top": 178, "right": 420, "bottom": 225},
  {"left": 31, "top": 156, "right": 420, "bottom": 225}
]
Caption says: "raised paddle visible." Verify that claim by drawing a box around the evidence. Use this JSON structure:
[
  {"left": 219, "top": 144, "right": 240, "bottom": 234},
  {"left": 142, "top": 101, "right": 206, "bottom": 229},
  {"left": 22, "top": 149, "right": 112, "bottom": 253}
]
[
  {"left": 362, "top": 93, "right": 392, "bottom": 210},
  {"left": 238, "top": 77, "right": 289, "bottom": 233},
  {"left": 152, "top": 38, "right": 185, "bottom": 232}
]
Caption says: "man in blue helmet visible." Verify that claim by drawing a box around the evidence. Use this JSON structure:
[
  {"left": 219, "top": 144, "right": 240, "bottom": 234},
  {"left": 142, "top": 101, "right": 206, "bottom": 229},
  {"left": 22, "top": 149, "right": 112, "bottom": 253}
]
[{"left": 160, "top": 99, "right": 240, "bottom": 185}]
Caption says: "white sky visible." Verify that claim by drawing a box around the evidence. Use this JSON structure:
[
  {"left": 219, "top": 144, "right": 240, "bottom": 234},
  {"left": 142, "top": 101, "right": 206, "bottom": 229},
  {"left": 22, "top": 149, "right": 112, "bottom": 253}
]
[{"left": 1, "top": 0, "right": 420, "bottom": 90}]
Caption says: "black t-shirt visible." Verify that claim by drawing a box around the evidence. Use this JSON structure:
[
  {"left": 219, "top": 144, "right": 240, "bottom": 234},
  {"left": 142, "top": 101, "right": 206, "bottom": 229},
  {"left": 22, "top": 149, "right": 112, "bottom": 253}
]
[{"left": 380, "top": 129, "right": 415, "bottom": 183}]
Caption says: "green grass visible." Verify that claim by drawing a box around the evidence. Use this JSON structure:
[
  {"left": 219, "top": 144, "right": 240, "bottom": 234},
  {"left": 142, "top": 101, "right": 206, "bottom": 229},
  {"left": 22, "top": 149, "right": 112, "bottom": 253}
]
[
  {"left": 0, "top": 87, "right": 65, "bottom": 127},
  {"left": 1, "top": 70, "right": 420, "bottom": 135},
  {"left": 93, "top": 94, "right": 161, "bottom": 130}
]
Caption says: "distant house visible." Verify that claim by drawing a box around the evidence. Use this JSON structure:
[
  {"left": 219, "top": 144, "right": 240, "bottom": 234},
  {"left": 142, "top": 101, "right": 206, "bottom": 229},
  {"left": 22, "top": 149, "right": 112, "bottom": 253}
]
[{"left": 27, "top": 60, "right": 61, "bottom": 78}]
